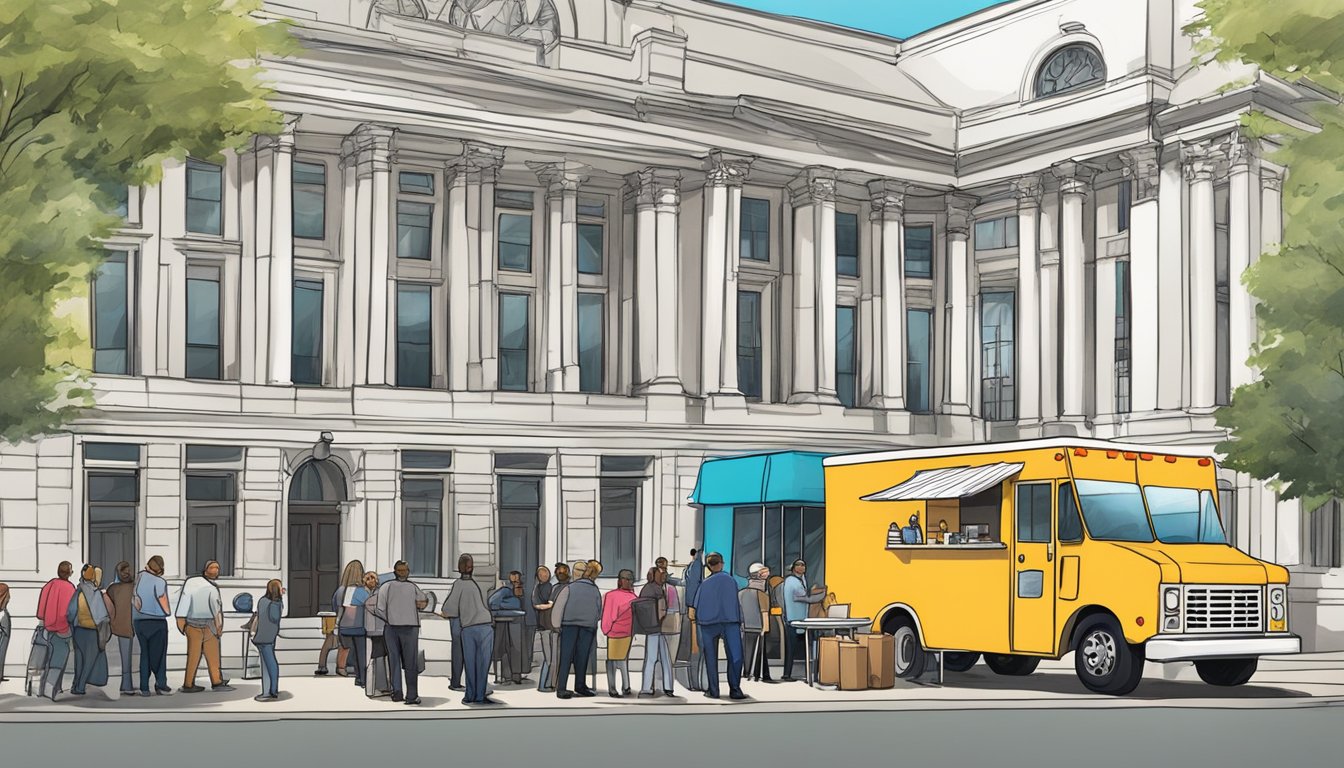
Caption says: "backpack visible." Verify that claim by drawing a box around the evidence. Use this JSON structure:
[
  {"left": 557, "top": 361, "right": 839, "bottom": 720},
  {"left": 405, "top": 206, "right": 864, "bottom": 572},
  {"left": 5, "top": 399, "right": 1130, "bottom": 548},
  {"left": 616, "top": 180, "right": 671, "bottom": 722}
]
[
  {"left": 232, "top": 593, "right": 254, "bottom": 614},
  {"left": 631, "top": 597, "right": 663, "bottom": 635}
]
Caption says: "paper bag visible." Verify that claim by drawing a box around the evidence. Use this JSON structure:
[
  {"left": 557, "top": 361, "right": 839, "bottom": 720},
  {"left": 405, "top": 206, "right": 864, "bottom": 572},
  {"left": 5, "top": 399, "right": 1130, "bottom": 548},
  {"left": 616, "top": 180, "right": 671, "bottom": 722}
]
[
  {"left": 839, "top": 640, "right": 869, "bottom": 691},
  {"left": 818, "top": 636, "right": 843, "bottom": 685},
  {"left": 858, "top": 633, "right": 896, "bottom": 689}
]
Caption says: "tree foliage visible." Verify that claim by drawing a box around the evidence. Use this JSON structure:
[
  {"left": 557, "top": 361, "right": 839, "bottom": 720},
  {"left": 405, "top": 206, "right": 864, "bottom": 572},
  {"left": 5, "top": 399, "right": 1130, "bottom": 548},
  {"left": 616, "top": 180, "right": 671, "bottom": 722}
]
[
  {"left": 1190, "top": 1, "right": 1344, "bottom": 501},
  {"left": 0, "top": 0, "right": 293, "bottom": 442}
]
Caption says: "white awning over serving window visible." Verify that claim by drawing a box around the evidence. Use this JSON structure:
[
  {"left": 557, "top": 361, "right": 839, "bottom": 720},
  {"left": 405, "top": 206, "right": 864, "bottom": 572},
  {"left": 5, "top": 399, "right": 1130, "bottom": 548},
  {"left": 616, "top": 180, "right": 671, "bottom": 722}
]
[{"left": 860, "top": 462, "right": 1025, "bottom": 502}]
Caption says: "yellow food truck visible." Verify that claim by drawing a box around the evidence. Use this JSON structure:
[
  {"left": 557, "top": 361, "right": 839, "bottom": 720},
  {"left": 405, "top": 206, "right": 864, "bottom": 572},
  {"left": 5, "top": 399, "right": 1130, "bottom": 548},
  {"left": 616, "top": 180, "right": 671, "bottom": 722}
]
[{"left": 824, "top": 438, "right": 1300, "bottom": 695}]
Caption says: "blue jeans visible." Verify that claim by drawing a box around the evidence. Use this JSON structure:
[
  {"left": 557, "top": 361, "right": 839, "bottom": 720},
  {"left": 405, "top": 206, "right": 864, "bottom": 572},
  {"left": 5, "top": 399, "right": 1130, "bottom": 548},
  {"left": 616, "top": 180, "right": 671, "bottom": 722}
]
[
  {"left": 449, "top": 618, "right": 463, "bottom": 686},
  {"left": 116, "top": 635, "right": 134, "bottom": 692},
  {"left": 699, "top": 622, "right": 744, "bottom": 698},
  {"left": 384, "top": 626, "right": 419, "bottom": 700},
  {"left": 557, "top": 625, "right": 596, "bottom": 693},
  {"left": 71, "top": 627, "right": 99, "bottom": 694},
  {"left": 40, "top": 631, "right": 71, "bottom": 698},
  {"left": 461, "top": 623, "right": 494, "bottom": 703},
  {"left": 255, "top": 643, "right": 279, "bottom": 697},
  {"left": 134, "top": 619, "right": 169, "bottom": 693},
  {"left": 341, "top": 632, "right": 366, "bottom": 685}
]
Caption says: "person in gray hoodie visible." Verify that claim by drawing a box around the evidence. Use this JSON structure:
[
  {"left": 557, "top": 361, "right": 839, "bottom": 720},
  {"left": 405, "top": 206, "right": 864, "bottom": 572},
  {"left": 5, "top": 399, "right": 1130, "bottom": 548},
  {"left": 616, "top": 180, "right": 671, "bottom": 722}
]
[
  {"left": 551, "top": 559, "right": 602, "bottom": 699},
  {"left": 361, "top": 571, "right": 391, "bottom": 697}
]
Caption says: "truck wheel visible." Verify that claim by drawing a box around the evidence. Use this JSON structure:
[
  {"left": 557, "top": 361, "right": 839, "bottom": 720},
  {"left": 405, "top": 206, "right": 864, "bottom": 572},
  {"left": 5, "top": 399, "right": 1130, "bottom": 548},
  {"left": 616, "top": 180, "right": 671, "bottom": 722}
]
[
  {"left": 1073, "top": 615, "right": 1145, "bottom": 695},
  {"left": 984, "top": 653, "right": 1040, "bottom": 676},
  {"left": 1195, "top": 658, "right": 1257, "bottom": 686},
  {"left": 883, "top": 614, "right": 927, "bottom": 679},
  {"left": 942, "top": 652, "right": 981, "bottom": 672}
]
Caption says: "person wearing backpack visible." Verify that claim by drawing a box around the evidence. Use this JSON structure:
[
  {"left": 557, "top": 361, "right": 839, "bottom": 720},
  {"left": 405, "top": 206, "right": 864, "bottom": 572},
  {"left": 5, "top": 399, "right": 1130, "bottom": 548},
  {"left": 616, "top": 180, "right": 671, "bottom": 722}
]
[
  {"left": 250, "top": 579, "right": 285, "bottom": 701},
  {"left": 337, "top": 561, "right": 370, "bottom": 687},
  {"left": 636, "top": 566, "right": 675, "bottom": 697}
]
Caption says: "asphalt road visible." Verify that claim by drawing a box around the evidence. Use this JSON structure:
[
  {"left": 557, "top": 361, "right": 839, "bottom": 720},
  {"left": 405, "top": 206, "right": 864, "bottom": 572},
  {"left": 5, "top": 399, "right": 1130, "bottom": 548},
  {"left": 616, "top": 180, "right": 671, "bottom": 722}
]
[{"left": 0, "top": 706, "right": 1337, "bottom": 767}]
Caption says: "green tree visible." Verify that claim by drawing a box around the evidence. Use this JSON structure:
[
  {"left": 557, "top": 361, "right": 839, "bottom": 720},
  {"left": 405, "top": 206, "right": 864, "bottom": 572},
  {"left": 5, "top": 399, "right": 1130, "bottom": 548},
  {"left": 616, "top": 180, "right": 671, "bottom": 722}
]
[
  {"left": 1191, "top": 1, "right": 1344, "bottom": 502},
  {"left": 0, "top": 0, "right": 293, "bottom": 442}
]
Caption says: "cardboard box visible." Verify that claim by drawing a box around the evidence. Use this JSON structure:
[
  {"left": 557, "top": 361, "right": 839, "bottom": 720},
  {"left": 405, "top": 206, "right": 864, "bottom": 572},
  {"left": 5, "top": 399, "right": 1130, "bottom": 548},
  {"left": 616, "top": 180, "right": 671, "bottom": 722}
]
[
  {"left": 839, "top": 640, "right": 869, "bottom": 690},
  {"left": 818, "top": 636, "right": 842, "bottom": 685},
  {"left": 858, "top": 633, "right": 896, "bottom": 689}
]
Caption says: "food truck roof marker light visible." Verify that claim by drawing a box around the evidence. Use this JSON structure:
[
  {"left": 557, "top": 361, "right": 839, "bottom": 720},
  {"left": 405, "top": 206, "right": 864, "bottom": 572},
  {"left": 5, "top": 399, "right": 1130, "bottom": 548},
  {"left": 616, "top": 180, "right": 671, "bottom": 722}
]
[
  {"left": 1164, "top": 455, "right": 1178, "bottom": 463},
  {"left": 1054, "top": 453, "right": 1065, "bottom": 461},
  {"left": 1198, "top": 458, "right": 1212, "bottom": 467},
  {"left": 1073, "top": 448, "right": 1088, "bottom": 457},
  {"left": 1106, "top": 450, "right": 1119, "bottom": 459},
  {"left": 1123, "top": 452, "right": 1138, "bottom": 460},
  {"left": 1140, "top": 453, "right": 1154, "bottom": 461}
]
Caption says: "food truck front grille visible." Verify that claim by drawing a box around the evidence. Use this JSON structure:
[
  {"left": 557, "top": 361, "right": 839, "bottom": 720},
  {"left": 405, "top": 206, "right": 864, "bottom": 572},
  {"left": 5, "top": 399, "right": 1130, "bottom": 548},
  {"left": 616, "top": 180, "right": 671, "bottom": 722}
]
[{"left": 1184, "top": 586, "right": 1263, "bottom": 632}]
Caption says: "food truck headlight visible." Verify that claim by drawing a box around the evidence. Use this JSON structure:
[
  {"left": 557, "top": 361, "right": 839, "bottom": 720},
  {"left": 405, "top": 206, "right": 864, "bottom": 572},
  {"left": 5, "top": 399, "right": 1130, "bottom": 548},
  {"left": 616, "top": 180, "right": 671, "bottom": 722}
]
[
  {"left": 1270, "top": 604, "right": 1285, "bottom": 622},
  {"left": 1269, "top": 585, "right": 1286, "bottom": 606},
  {"left": 1163, "top": 586, "right": 1181, "bottom": 613}
]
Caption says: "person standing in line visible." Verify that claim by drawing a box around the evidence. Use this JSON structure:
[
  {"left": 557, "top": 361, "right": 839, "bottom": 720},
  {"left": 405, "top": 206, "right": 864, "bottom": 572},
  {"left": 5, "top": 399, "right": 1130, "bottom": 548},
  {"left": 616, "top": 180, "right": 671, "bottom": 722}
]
[
  {"left": 739, "top": 563, "right": 775, "bottom": 683},
  {"left": 251, "top": 579, "right": 285, "bottom": 701},
  {"left": 637, "top": 566, "right": 676, "bottom": 698},
  {"left": 336, "top": 561, "right": 369, "bottom": 688},
  {"left": 378, "top": 560, "right": 428, "bottom": 705},
  {"left": 440, "top": 554, "right": 496, "bottom": 705},
  {"left": 552, "top": 560, "right": 601, "bottom": 699},
  {"left": 544, "top": 562, "right": 571, "bottom": 691},
  {"left": 679, "top": 548, "right": 706, "bottom": 690},
  {"left": 175, "top": 560, "right": 233, "bottom": 693},
  {"left": 104, "top": 561, "right": 137, "bottom": 695},
  {"left": 781, "top": 559, "right": 826, "bottom": 682},
  {"left": 601, "top": 569, "right": 638, "bottom": 698},
  {"left": 531, "top": 565, "right": 554, "bottom": 692},
  {"left": 0, "top": 584, "right": 11, "bottom": 683},
  {"left": 487, "top": 570, "right": 527, "bottom": 684},
  {"left": 655, "top": 556, "right": 683, "bottom": 587},
  {"left": 36, "top": 561, "right": 75, "bottom": 699},
  {"left": 132, "top": 555, "right": 172, "bottom": 696},
  {"left": 692, "top": 552, "right": 746, "bottom": 700},
  {"left": 361, "top": 571, "right": 391, "bottom": 697},
  {"left": 66, "top": 564, "right": 110, "bottom": 696}
]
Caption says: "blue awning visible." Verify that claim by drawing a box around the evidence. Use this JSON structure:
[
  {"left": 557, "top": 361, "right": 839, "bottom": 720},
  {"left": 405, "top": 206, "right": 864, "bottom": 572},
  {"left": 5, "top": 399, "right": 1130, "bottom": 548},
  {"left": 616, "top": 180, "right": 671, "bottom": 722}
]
[{"left": 690, "top": 451, "right": 829, "bottom": 506}]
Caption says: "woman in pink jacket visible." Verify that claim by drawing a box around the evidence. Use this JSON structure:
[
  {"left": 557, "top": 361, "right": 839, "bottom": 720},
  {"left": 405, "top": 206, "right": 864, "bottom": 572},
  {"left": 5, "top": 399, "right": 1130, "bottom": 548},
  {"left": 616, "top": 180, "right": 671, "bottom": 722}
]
[{"left": 600, "top": 569, "right": 638, "bottom": 697}]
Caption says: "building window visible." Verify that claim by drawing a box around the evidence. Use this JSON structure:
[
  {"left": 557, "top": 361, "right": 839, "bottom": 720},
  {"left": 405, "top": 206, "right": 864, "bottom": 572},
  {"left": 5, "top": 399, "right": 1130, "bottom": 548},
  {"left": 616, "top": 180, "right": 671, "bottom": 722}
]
[
  {"left": 1117, "top": 180, "right": 1132, "bottom": 233},
  {"left": 600, "top": 481, "right": 640, "bottom": 576},
  {"left": 904, "top": 225, "right": 933, "bottom": 279},
  {"left": 185, "top": 159, "right": 223, "bottom": 236},
  {"left": 737, "top": 290, "right": 763, "bottom": 400},
  {"left": 498, "top": 475, "right": 542, "bottom": 586},
  {"left": 1034, "top": 44, "right": 1105, "bottom": 98},
  {"left": 185, "top": 473, "right": 237, "bottom": 577},
  {"left": 497, "top": 189, "right": 534, "bottom": 273},
  {"left": 981, "top": 291, "right": 1016, "bottom": 421},
  {"left": 85, "top": 443, "right": 141, "bottom": 463},
  {"left": 87, "top": 470, "right": 139, "bottom": 587},
  {"left": 293, "top": 160, "right": 326, "bottom": 240},
  {"left": 292, "top": 278, "right": 324, "bottom": 386},
  {"left": 499, "top": 292, "right": 530, "bottom": 391},
  {"left": 578, "top": 223, "right": 604, "bottom": 275},
  {"left": 836, "top": 305, "right": 857, "bottom": 408},
  {"left": 740, "top": 197, "right": 770, "bottom": 262},
  {"left": 974, "top": 216, "right": 1019, "bottom": 250},
  {"left": 185, "top": 265, "right": 222, "bottom": 380},
  {"left": 402, "top": 450, "right": 453, "bottom": 470},
  {"left": 734, "top": 505, "right": 825, "bottom": 585},
  {"left": 578, "top": 292, "right": 604, "bottom": 394},
  {"left": 93, "top": 251, "right": 132, "bottom": 375},
  {"left": 403, "top": 477, "right": 445, "bottom": 578},
  {"left": 1115, "top": 260, "right": 1132, "bottom": 414},
  {"left": 907, "top": 308, "right": 933, "bottom": 413},
  {"left": 836, "top": 211, "right": 859, "bottom": 277},
  {"left": 1308, "top": 500, "right": 1342, "bottom": 568},
  {"left": 396, "top": 172, "right": 434, "bottom": 261},
  {"left": 396, "top": 283, "right": 432, "bottom": 388}
]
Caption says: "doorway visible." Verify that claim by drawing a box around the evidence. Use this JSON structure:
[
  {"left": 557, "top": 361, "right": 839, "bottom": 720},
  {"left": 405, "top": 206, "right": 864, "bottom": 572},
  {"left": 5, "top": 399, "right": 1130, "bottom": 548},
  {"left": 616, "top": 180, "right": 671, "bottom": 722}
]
[
  {"left": 88, "top": 471, "right": 139, "bottom": 588},
  {"left": 498, "top": 476, "right": 542, "bottom": 599},
  {"left": 288, "top": 459, "right": 346, "bottom": 617}
]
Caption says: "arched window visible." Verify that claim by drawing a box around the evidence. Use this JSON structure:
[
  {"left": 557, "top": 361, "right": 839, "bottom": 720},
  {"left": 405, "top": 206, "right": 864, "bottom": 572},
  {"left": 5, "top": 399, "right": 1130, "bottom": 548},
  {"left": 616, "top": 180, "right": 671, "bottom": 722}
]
[
  {"left": 374, "top": 0, "right": 428, "bottom": 19},
  {"left": 449, "top": 0, "right": 560, "bottom": 51},
  {"left": 1034, "top": 44, "right": 1105, "bottom": 98},
  {"left": 289, "top": 459, "right": 348, "bottom": 504}
]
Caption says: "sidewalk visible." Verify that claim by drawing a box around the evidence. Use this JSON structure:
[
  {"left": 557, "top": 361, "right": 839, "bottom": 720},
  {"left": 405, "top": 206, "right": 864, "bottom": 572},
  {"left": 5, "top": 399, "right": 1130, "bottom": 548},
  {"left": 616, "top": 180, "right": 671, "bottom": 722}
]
[{"left": 2, "top": 653, "right": 1341, "bottom": 721}]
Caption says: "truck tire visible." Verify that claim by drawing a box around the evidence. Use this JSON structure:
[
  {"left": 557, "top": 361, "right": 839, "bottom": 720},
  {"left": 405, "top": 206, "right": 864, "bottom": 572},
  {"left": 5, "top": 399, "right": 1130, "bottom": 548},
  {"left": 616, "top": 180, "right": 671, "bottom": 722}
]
[
  {"left": 882, "top": 614, "right": 927, "bottom": 679},
  {"left": 1073, "top": 614, "right": 1145, "bottom": 695},
  {"left": 984, "top": 653, "right": 1040, "bottom": 676},
  {"left": 942, "top": 652, "right": 981, "bottom": 672},
  {"left": 1195, "top": 658, "right": 1257, "bottom": 686}
]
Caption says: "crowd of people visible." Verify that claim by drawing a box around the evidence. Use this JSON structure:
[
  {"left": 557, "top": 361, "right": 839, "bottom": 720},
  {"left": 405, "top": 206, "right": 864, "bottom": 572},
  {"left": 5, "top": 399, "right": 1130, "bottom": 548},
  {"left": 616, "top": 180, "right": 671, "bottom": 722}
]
[{"left": 2, "top": 547, "right": 830, "bottom": 707}]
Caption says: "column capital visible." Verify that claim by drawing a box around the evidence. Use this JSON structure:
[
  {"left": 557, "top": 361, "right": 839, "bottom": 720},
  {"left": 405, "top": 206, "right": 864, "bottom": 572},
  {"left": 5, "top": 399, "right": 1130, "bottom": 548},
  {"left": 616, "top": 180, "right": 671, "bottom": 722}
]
[
  {"left": 1119, "top": 145, "right": 1160, "bottom": 201},
  {"left": 1181, "top": 142, "right": 1223, "bottom": 183},
  {"left": 867, "top": 179, "right": 907, "bottom": 219},
  {"left": 445, "top": 142, "right": 505, "bottom": 183},
  {"left": 787, "top": 166, "right": 838, "bottom": 207},
  {"left": 1226, "top": 132, "right": 1257, "bottom": 170},
  {"left": 1011, "top": 174, "right": 1044, "bottom": 207},
  {"left": 1262, "top": 168, "right": 1284, "bottom": 192},
  {"left": 944, "top": 193, "right": 976, "bottom": 237},
  {"left": 341, "top": 124, "right": 395, "bottom": 175},
  {"left": 257, "top": 116, "right": 300, "bottom": 154},
  {"left": 628, "top": 168, "right": 682, "bottom": 210},
  {"left": 1051, "top": 160, "right": 1096, "bottom": 196},
  {"left": 702, "top": 150, "right": 754, "bottom": 187},
  {"left": 527, "top": 160, "right": 589, "bottom": 196}
]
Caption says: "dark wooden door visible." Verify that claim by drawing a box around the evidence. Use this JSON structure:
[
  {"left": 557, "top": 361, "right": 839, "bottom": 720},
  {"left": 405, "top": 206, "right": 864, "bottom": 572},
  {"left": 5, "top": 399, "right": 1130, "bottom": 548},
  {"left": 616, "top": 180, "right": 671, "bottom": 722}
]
[{"left": 288, "top": 508, "right": 341, "bottom": 617}]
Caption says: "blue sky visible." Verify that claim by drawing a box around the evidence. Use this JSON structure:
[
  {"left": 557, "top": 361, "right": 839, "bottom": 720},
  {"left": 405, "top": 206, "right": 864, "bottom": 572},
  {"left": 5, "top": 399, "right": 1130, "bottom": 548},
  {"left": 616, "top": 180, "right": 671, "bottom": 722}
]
[{"left": 716, "top": 0, "right": 1010, "bottom": 39}]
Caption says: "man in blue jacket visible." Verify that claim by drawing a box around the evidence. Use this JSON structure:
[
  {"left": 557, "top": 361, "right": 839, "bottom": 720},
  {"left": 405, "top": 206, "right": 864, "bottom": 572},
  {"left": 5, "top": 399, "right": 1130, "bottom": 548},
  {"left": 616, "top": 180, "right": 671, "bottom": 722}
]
[{"left": 692, "top": 552, "right": 746, "bottom": 700}]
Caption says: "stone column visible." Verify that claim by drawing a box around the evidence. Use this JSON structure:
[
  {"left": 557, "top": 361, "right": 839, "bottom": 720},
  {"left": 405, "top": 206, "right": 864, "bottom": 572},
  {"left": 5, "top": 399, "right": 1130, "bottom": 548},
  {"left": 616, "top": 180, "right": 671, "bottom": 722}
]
[
  {"left": 788, "top": 167, "right": 840, "bottom": 404},
  {"left": 445, "top": 143, "right": 504, "bottom": 391},
  {"left": 336, "top": 142, "right": 358, "bottom": 389},
  {"left": 1261, "top": 169, "right": 1283, "bottom": 253},
  {"left": 348, "top": 124, "right": 394, "bottom": 386},
  {"left": 1052, "top": 161, "right": 1095, "bottom": 419},
  {"left": 1156, "top": 144, "right": 1186, "bottom": 410},
  {"left": 700, "top": 151, "right": 752, "bottom": 397},
  {"left": 632, "top": 168, "right": 684, "bottom": 394},
  {"left": 1094, "top": 250, "right": 1119, "bottom": 417},
  {"left": 868, "top": 180, "right": 906, "bottom": 410},
  {"left": 942, "top": 195, "right": 975, "bottom": 415},
  {"left": 1013, "top": 175, "right": 1042, "bottom": 422},
  {"left": 265, "top": 122, "right": 296, "bottom": 385},
  {"left": 530, "top": 161, "right": 588, "bottom": 392},
  {"left": 1121, "top": 147, "right": 1160, "bottom": 413},
  {"left": 1227, "top": 137, "right": 1261, "bottom": 390},
  {"left": 1184, "top": 144, "right": 1220, "bottom": 410}
]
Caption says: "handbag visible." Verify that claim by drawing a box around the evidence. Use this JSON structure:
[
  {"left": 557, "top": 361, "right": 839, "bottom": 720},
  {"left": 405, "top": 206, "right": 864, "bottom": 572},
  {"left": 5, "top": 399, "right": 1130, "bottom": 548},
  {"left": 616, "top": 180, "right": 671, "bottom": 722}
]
[{"left": 242, "top": 613, "right": 258, "bottom": 635}]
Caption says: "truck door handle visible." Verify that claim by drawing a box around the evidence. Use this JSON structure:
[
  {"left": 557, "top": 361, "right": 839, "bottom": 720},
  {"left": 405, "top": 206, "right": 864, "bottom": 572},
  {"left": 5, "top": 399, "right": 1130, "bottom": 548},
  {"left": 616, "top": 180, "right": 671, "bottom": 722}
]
[
  {"left": 1047, "top": 542, "right": 1055, "bottom": 562},
  {"left": 1018, "top": 554, "right": 1025, "bottom": 563}
]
